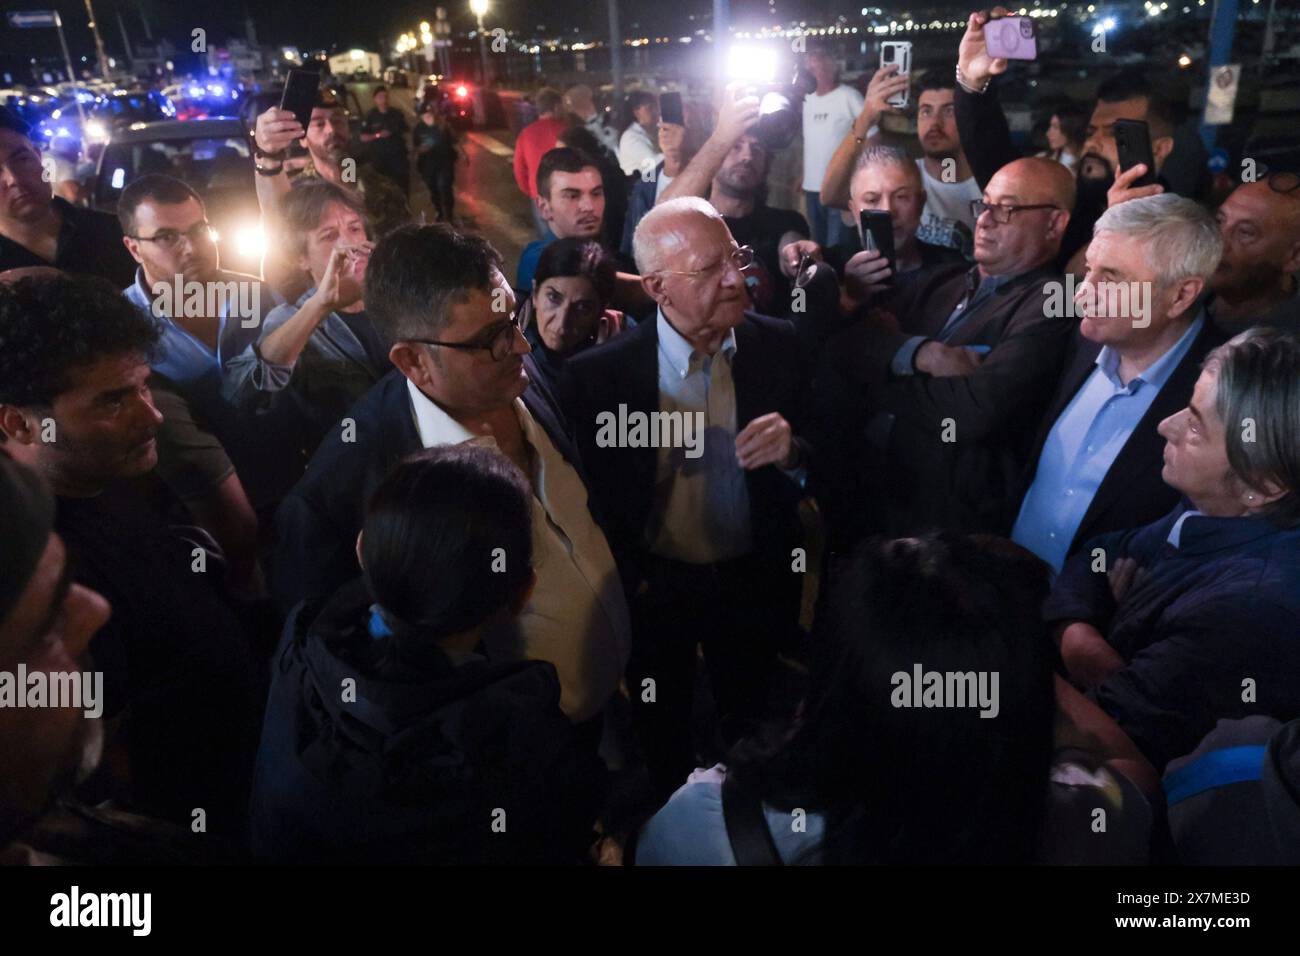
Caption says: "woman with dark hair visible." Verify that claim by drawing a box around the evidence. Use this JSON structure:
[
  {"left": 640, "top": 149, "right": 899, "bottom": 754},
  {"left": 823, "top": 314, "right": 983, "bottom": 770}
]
[
  {"left": 1037, "top": 102, "right": 1087, "bottom": 171},
  {"left": 635, "top": 533, "right": 1155, "bottom": 865},
  {"left": 521, "top": 238, "right": 625, "bottom": 391},
  {"left": 250, "top": 445, "right": 605, "bottom": 864}
]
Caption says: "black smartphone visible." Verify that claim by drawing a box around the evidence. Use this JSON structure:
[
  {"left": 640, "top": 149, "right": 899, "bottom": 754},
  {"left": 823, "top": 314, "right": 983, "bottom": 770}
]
[
  {"left": 1113, "top": 118, "right": 1157, "bottom": 188},
  {"left": 280, "top": 69, "right": 320, "bottom": 131},
  {"left": 659, "top": 91, "right": 684, "bottom": 127},
  {"left": 860, "top": 209, "right": 896, "bottom": 278}
]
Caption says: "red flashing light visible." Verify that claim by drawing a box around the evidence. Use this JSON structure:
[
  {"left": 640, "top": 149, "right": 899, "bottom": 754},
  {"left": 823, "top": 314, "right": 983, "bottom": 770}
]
[{"left": 455, "top": 84, "right": 469, "bottom": 99}]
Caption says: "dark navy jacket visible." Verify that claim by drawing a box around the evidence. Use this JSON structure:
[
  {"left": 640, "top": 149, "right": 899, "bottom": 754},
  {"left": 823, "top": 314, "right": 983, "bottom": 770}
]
[
  {"left": 1045, "top": 501, "right": 1300, "bottom": 770},
  {"left": 249, "top": 579, "right": 603, "bottom": 864}
]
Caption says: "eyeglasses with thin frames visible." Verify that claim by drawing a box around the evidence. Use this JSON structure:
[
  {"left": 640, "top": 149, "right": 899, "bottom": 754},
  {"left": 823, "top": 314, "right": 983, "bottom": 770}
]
[
  {"left": 126, "top": 221, "right": 216, "bottom": 250},
  {"left": 655, "top": 245, "right": 757, "bottom": 280},
  {"left": 970, "top": 200, "right": 1059, "bottom": 224}
]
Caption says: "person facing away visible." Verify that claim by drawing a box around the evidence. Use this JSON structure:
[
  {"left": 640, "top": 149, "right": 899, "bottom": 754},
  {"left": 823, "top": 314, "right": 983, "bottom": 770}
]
[{"left": 251, "top": 445, "right": 606, "bottom": 864}]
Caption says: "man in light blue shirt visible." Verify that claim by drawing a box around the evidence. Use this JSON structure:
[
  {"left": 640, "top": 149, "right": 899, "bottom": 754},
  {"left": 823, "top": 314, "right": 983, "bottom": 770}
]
[{"left": 1013, "top": 194, "right": 1226, "bottom": 571}]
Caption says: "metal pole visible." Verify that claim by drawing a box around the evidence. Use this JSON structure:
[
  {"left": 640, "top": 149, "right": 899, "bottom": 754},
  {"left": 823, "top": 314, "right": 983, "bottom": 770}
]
[
  {"left": 477, "top": 16, "right": 489, "bottom": 85},
  {"left": 54, "top": 15, "right": 89, "bottom": 130},
  {"left": 116, "top": 7, "right": 135, "bottom": 74},
  {"left": 83, "top": 0, "right": 112, "bottom": 79},
  {"left": 1262, "top": 0, "right": 1278, "bottom": 62},
  {"left": 1199, "top": 0, "right": 1239, "bottom": 151},
  {"left": 713, "top": 0, "right": 729, "bottom": 102},
  {"left": 609, "top": 0, "right": 623, "bottom": 110}
]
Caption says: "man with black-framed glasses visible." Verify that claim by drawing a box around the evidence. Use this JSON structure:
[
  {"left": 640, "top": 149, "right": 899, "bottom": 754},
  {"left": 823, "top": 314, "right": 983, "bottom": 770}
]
[
  {"left": 274, "top": 224, "right": 630, "bottom": 733},
  {"left": 813, "top": 156, "right": 1075, "bottom": 542},
  {"left": 1207, "top": 174, "right": 1300, "bottom": 336}
]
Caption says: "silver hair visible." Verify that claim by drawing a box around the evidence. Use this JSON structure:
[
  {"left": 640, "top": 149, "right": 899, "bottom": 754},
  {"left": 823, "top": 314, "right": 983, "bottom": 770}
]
[
  {"left": 1203, "top": 327, "right": 1300, "bottom": 527},
  {"left": 852, "top": 145, "right": 920, "bottom": 183},
  {"left": 1092, "top": 193, "right": 1223, "bottom": 288},
  {"left": 632, "top": 195, "right": 724, "bottom": 275}
]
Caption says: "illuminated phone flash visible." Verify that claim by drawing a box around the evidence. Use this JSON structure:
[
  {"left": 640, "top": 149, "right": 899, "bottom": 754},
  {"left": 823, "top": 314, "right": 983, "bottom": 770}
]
[{"left": 727, "top": 45, "right": 778, "bottom": 85}]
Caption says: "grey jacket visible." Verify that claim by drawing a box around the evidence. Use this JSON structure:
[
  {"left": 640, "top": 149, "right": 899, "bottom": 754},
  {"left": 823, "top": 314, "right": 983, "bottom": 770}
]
[{"left": 225, "top": 288, "right": 388, "bottom": 457}]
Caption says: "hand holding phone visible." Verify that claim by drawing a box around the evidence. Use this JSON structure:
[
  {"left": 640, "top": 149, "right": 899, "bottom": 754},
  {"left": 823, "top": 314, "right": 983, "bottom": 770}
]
[
  {"left": 659, "top": 92, "right": 684, "bottom": 128},
  {"left": 1112, "top": 119, "right": 1158, "bottom": 189},
  {"left": 879, "top": 42, "right": 912, "bottom": 110},
  {"left": 860, "top": 209, "right": 896, "bottom": 279}
]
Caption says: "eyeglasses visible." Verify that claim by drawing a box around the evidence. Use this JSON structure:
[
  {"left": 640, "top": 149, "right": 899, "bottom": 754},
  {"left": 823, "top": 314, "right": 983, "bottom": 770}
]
[
  {"left": 127, "top": 221, "right": 216, "bottom": 249},
  {"left": 1257, "top": 166, "right": 1300, "bottom": 194},
  {"left": 656, "top": 245, "right": 756, "bottom": 280},
  {"left": 970, "top": 200, "right": 1059, "bottom": 224},
  {"left": 407, "top": 310, "right": 524, "bottom": 362}
]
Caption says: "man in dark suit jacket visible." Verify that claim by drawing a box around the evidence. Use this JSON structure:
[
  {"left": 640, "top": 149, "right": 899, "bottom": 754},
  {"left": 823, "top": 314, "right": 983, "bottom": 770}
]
[
  {"left": 813, "top": 156, "right": 1075, "bottom": 543},
  {"left": 563, "top": 197, "right": 810, "bottom": 798},
  {"left": 1010, "top": 194, "right": 1227, "bottom": 572},
  {"left": 275, "top": 225, "right": 629, "bottom": 725}
]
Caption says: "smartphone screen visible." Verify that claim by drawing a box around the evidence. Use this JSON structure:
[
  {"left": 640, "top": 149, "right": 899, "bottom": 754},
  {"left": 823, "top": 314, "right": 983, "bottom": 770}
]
[
  {"left": 659, "top": 92, "right": 684, "bottom": 127},
  {"left": 860, "top": 209, "right": 896, "bottom": 280},
  {"left": 1113, "top": 119, "right": 1157, "bottom": 188},
  {"left": 280, "top": 69, "right": 320, "bottom": 131}
]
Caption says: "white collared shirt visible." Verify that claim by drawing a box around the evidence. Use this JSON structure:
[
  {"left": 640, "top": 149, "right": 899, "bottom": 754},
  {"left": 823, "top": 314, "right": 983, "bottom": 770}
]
[
  {"left": 406, "top": 379, "right": 630, "bottom": 722},
  {"left": 645, "top": 310, "right": 753, "bottom": 564}
]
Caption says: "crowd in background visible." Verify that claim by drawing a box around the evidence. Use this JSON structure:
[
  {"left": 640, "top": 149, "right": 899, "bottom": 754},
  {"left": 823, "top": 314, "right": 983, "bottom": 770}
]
[{"left": 1, "top": 10, "right": 1299, "bottom": 866}]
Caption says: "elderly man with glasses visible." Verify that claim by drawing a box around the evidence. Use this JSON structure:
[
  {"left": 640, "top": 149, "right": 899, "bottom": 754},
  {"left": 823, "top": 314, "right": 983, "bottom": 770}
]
[
  {"left": 563, "top": 196, "right": 813, "bottom": 801},
  {"left": 813, "top": 156, "right": 1076, "bottom": 544},
  {"left": 1206, "top": 171, "right": 1300, "bottom": 336},
  {"left": 273, "top": 223, "right": 630, "bottom": 734}
]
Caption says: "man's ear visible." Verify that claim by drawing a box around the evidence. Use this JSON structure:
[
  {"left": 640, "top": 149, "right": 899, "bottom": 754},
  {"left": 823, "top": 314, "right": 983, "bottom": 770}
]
[
  {"left": 1049, "top": 207, "right": 1071, "bottom": 242},
  {"left": 536, "top": 195, "right": 553, "bottom": 223},
  {"left": 1281, "top": 237, "right": 1300, "bottom": 277},
  {"left": 0, "top": 405, "right": 37, "bottom": 445},
  {"left": 1152, "top": 135, "right": 1175, "bottom": 172},
  {"left": 641, "top": 272, "right": 667, "bottom": 307},
  {"left": 388, "top": 342, "right": 430, "bottom": 386},
  {"left": 1166, "top": 275, "right": 1205, "bottom": 321},
  {"left": 122, "top": 235, "right": 144, "bottom": 266}
]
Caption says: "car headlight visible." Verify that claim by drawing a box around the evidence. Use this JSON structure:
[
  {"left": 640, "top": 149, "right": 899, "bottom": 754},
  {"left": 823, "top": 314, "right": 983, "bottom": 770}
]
[
  {"left": 234, "top": 222, "right": 266, "bottom": 259},
  {"left": 84, "top": 119, "right": 109, "bottom": 143}
]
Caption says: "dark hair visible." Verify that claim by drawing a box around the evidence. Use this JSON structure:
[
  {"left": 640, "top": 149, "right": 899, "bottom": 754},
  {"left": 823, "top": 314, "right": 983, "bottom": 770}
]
[
  {"left": 373, "top": 84, "right": 388, "bottom": 95},
  {"left": 363, "top": 223, "right": 503, "bottom": 347},
  {"left": 117, "top": 173, "right": 203, "bottom": 236},
  {"left": 0, "top": 275, "right": 159, "bottom": 408},
  {"left": 622, "top": 90, "right": 656, "bottom": 131},
  {"left": 1095, "top": 69, "right": 1183, "bottom": 138},
  {"left": 1050, "top": 101, "right": 1088, "bottom": 152},
  {"left": 0, "top": 105, "right": 31, "bottom": 138},
  {"left": 533, "top": 238, "right": 616, "bottom": 306},
  {"left": 361, "top": 444, "right": 533, "bottom": 640},
  {"left": 556, "top": 125, "right": 607, "bottom": 161},
  {"left": 915, "top": 69, "right": 955, "bottom": 97},
  {"left": 280, "top": 178, "right": 368, "bottom": 259},
  {"left": 536, "top": 146, "right": 600, "bottom": 199},
  {"left": 729, "top": 533, "right": 1056, "bottom": 865}
]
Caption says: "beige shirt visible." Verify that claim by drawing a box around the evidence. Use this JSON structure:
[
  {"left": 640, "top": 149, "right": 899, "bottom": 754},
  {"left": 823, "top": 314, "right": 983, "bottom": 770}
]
[{"left": 406, "top": 379, "right": 630, "bottom": 722}]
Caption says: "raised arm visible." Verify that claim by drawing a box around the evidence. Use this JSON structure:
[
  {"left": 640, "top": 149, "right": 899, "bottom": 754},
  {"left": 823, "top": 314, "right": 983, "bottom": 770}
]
[
  {"left": 820, "top": 65, "right": 910, "bottom": 209},
  {"left": 658, "top": 83, "right": 759, "bottom": 204},
  {"left": 954, "top": 10, "right": 1022, "bottom": 190}
]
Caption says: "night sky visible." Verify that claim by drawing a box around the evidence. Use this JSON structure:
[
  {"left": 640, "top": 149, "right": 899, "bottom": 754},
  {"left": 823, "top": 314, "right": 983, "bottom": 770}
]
[{"left": 3, "top": 0, "right": 980, "bottom": 64}]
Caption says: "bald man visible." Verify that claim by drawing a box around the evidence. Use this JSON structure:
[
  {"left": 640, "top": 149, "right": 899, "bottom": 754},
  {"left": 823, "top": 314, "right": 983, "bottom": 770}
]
[
  {"left": 564, "top": 84, "right": 619, "bottom": 157},
  {"left": 1207, "top": 178, "right": 1300, "bottom": 335},
  {"left": 563, "top": 196, "right": 811, "bottom": 800},
  {"left": 813, "top": 157, "right": 1076, "bottom": 541}
]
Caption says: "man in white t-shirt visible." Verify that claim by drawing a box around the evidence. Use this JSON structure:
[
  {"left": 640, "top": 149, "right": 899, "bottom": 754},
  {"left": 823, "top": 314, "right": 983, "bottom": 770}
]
[
  {"left": 913, "top": 71, "right": 980, "bottom": 258},
  {"left": 801, "top": 50, "right": 864, "bottom": 247}
]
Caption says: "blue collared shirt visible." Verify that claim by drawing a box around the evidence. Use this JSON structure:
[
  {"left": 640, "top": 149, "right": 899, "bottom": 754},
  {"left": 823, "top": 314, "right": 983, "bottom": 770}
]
[{"left": 1013, "top": 314, "right": 1205, "bottom": 572}]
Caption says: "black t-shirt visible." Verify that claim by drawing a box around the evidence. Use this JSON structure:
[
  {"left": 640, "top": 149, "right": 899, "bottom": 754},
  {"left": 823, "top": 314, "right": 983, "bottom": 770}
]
[
  {"left": 56, "top": 485, "right": 259, "bottom": 830},
  {"left": 363, "top": 108, "right": 409, "bottom": 162},
  {"left": 723, "top": 204, "right": 809, "bottom": 310},
  {"left": 0, "top": 197, "right": 137, "bottom": 287}
]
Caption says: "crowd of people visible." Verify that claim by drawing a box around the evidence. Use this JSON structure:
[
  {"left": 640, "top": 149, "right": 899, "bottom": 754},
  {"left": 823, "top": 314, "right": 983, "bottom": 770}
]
[{"left": 1, "top": 11, "right": 1299, "bottom": 867}]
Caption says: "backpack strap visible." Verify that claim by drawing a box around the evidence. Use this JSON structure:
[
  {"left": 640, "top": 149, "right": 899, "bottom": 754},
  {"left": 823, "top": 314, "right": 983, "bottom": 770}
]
[{"left": 721, "top": 773, "right": 784, "bottom": 866}]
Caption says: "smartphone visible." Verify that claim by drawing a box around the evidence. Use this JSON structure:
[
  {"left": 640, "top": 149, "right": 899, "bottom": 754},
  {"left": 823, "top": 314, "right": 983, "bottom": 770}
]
[
  {"left": 1113, "top": 118, "right": 1157, "bottom": 188},
  {"left": 659, "top": 91, "right": 684, "bottom": 127},
  {"left": 280, "top": 69, "right": 320, "bottom": 131},
  {"left": 860, "top": 209, "right": 896, "bottom": 280},
  {"left": 880, "top": 41, "right": 912, "bottom": 110},
  {"left": 984, "top": 16, "right": 1038, "bottom": 61}
]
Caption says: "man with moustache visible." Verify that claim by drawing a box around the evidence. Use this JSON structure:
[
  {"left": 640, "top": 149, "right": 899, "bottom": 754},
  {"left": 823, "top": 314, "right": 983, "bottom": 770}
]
[
  {"left": 659, "top": 84, "right": 816, "bottom": 313},
  {"left": 0, "top": 107, "right": 135, "bottom": 285},
  {"left": 954, "top": 10, "right": 1190, "bottom": 276},
  {"left": 0, "top": 275, "right": 259, "bottom": 835},
  {"left": 1206, "top": 175, "right": 1300, "bottom": 335}
]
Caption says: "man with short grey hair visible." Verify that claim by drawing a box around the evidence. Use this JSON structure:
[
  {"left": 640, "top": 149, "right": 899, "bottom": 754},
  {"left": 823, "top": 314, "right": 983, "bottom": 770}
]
[
  {"left": 1012, "top": 193, "right": 1228, "bottom": 571},
  {"left": 566, "top": 196, "right": 812, "bottom": 799}
]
